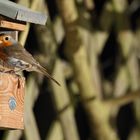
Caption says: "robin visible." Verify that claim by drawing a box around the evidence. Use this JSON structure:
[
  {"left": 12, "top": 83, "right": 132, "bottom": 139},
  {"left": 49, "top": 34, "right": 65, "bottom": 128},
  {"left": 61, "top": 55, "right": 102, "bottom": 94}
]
[{"left": 0, "top": 33, "right": 60, "bottom": 86}]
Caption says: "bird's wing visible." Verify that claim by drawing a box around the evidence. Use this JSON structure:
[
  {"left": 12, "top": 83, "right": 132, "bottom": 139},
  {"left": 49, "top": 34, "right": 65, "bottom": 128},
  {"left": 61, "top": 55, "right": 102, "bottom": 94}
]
[
  {"left": 4, "top": 43, "right": 39, "bottom": 66},
  {"left": 3, "top": 43, "right": 61, "bottom": 86},
  {"left": 4, "top": 43, "right": 60, "bottom": 85}
]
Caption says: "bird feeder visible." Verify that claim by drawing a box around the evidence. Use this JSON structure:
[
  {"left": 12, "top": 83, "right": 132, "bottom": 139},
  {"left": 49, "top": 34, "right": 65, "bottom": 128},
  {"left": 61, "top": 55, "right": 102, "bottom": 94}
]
[{"left": 0, "top": 0, "right": 47, "bottom": 129}]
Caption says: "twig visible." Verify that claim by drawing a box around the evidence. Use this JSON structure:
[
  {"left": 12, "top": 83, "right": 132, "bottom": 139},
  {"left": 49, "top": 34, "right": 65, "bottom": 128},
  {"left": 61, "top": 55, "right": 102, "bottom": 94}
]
[
  {"left": 56, "top": 0, "right": 119, "bottom": 139},
  {"left": 46, "top": 121, "right": 63, "bottom": 140},
  {"left": 51, "top": 60, "right": 80, "bottom": 140},
  {"left": 34, "top": 1, "right": 80, "bottom": 140},
  {"left": 105, "top": 90, "right": 140, "bottom": 108}
]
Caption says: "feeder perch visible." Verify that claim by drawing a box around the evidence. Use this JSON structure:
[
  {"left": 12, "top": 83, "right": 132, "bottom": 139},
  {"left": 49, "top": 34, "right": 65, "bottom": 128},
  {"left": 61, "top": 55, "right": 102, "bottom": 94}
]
[{"left": 0, "top": 0, "right": 47, "bottom": 129}]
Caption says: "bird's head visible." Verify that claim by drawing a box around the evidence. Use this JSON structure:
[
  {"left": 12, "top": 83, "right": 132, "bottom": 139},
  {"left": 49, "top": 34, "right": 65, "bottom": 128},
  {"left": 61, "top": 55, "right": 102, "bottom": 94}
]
[{"left": 0, "top": 34, "right": 16, "bottom": 47}]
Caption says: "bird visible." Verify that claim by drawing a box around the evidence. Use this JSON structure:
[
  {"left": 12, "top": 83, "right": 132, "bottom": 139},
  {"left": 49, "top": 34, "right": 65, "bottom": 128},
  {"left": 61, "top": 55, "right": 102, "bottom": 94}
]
[{"left": 0, "top": 33, "right": 60, "bottom": 86}]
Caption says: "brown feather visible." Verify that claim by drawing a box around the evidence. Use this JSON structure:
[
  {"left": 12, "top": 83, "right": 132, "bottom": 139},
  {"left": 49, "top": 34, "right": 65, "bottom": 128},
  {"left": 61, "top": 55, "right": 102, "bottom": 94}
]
[
  {"left": 35, "top": 65, "right": 61, "bottom": 86},
  {"left": 0, "top": 39, "right": 60, "bottom": 86}
]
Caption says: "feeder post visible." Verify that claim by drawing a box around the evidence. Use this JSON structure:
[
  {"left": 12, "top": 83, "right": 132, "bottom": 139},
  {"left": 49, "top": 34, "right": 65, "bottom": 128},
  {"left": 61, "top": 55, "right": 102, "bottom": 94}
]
[{"left": 0, "top": 0, "right": 47, "bottom": 130}]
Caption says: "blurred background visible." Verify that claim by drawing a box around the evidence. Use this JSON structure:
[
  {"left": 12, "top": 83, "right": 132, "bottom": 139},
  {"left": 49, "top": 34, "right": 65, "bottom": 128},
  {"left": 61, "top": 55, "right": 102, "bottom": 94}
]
[{"left": 1, "top": 0, "right": 140, "bottom": 140}]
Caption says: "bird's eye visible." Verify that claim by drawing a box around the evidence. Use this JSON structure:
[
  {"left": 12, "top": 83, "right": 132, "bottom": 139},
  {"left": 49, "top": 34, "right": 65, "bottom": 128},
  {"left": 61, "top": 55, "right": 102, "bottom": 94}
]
[{"left": 4, "top": 36, "right": 10, "bottom": 41}]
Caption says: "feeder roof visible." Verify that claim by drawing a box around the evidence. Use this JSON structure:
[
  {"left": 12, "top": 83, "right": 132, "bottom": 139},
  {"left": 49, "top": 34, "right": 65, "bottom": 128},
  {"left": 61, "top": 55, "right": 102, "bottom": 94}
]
[{"left": 0, "top": 0, "right": 47, "bottom": 25}]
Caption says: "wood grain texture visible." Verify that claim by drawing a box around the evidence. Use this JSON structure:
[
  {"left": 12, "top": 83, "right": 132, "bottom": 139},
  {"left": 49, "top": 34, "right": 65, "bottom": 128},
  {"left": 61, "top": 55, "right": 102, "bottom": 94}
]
[
  {"left": 0, "top": 20, "right": 26, "bottom": 31},
  {"left": 0, "top": 72, "right": 25, "bottom": 129}
]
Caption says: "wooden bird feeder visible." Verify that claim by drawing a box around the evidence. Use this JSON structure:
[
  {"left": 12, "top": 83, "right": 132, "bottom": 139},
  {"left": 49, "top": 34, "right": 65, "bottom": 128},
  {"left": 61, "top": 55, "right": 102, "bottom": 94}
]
[{"left": 0, "top": 0, "right": 47, "bottom": 129}]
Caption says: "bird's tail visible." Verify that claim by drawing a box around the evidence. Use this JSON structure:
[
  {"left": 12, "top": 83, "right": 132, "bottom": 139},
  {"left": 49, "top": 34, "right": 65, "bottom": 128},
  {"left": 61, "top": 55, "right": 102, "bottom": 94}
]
[{"left": 35, "top": 65, "right": 61, "bottom": 86}]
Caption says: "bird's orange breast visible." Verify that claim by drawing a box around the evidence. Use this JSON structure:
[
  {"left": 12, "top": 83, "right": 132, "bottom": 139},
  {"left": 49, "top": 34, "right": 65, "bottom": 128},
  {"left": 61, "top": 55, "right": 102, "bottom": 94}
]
[{"left": 3, "top": 41, "right": 12, "bottom": 47}]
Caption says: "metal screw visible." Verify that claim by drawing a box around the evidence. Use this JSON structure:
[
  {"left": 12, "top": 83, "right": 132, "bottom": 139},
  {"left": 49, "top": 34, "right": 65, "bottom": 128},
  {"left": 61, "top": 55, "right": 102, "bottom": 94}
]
[{"left": 9, "top": 97, "right": 16, "bottom": 111}]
